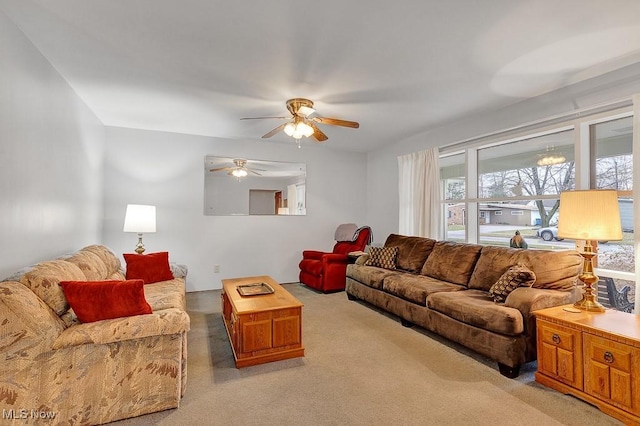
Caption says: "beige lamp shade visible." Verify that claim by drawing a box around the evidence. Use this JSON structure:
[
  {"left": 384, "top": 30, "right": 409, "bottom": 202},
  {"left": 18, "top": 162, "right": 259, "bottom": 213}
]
[
  {"left": 123, "top": 204, "right": 157, "bottom": 233},
  {"left": 557, "top": 190, "right": 622, "bottom": 241}
]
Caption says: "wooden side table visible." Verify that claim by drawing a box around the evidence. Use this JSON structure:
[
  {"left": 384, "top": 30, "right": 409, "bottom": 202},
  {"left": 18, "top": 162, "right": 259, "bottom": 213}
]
[{"left": 535, "top": 305, "right": 640, "bottom": 425}]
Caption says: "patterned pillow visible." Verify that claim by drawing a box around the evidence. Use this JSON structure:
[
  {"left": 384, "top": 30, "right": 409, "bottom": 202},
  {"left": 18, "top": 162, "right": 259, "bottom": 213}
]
[
  {"left": 365, "top": 246, "right": 398, "bottom": 270},
  {"left": 489, "top": 264, "right": 536, "bottom": 303}
]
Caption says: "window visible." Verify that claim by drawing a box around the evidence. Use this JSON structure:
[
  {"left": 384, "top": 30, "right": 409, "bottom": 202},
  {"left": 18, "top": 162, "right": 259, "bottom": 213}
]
[
  {"left": 476, "top": 130, "right": 575, "bottom": 246},
  {"left": 439, "top": 106, "right": 638, "bottom": 312},
  {"left": 590, "top": 116, "right": 634, "bottom": 308},
  {"left": 441, "top": 153, "right": 466, "bottom": 242}
]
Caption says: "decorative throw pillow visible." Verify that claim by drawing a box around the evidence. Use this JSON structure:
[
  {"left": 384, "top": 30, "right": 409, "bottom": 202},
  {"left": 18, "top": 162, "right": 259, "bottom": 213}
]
[
  {"left": 365, "top": 246, "right": 398, "bottom": 270},
  {"left": 123, "top": 252, "right": 174, "bottom": 284},
  {"left": 489, "top": 264, "right": 536, "bottom": 303},
  {"left": 59, "top": 279, "right": 152, "bottom": 323}
]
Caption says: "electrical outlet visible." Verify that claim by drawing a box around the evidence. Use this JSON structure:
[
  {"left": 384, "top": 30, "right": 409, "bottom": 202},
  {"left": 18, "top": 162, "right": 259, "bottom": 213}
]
[{"left": 214, "top": 265, "right": 220, "bottom": 273}]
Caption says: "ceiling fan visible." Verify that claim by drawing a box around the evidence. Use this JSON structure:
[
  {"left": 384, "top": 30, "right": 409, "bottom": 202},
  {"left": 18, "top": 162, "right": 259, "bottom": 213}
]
[
  {"left": 209, "top": 158, "right": 263, "bottom": 178},
  {"left": 241, "top": 98, "right": 359, "bottom": 145}
]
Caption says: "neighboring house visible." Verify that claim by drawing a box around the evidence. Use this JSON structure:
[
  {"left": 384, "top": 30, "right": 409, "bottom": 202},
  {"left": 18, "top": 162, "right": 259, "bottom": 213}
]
[
  {"left": 448, "top": 203, "right": 536, "bottom": 226},
  {"left": 528, "top": 199, "right": 633, "bottom": 231},
  {"left": 620, "top": 199, "right": 634, "bottom": 232}
]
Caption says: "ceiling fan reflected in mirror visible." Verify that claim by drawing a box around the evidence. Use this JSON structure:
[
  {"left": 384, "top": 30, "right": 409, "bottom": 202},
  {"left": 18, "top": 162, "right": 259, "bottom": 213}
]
[
  {"left": 209, "top": 158, "right": 263, "bottom": 180},
  {"left": 241, "top": 98, "right": 359, "bottom": 147}
]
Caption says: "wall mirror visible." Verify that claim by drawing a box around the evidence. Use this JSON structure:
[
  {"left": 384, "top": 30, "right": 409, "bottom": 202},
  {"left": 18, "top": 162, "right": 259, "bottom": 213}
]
[{"left": 204, "top": 156, "right": 306, "bottom": 216}]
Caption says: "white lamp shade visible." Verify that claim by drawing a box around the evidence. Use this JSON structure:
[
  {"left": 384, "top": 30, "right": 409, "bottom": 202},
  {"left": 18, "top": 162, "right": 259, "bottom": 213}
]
[
  {"left": 557, "top": 190, "right": 622, "bottom": 241},
  {"left": 123, "top": 204, "right": 156, "bottom": 233}
]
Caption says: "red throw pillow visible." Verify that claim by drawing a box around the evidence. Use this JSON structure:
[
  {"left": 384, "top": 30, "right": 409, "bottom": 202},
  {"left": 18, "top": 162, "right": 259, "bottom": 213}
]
[
  {"left": 59, "top": 280, "right": 152, "bottom": 323},
  {"left": 123, "top": 251, "right": 174, "bottom": 284}
]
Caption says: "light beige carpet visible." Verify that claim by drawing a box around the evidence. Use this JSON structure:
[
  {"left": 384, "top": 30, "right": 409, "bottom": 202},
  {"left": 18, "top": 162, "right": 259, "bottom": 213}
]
[{"left": 113, "top": 283, "right": 622, "bottom": 425}]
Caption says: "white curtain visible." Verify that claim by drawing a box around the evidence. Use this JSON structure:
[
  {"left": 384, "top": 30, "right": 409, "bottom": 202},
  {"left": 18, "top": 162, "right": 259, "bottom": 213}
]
[
  {"left": 287, "top": 184, "right": 298, "bottom": 215},
  {"left": 398, "top": 147, "right": 442, "bottom": 239}
]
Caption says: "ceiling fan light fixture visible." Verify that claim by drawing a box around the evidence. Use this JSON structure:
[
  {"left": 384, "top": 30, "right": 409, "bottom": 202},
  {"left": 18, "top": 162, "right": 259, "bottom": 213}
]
[
  {"left": 537, "top": 146, "right": 566, "bottom": 166},
  {"left": 231, "top": 168, "right": 248, "bottom": 178},
  {"left": 284, "top": 121, "right": 313, "bottom": 139},
  {"left": 537, "top": 154, "right": 566, "bottom": 166}
]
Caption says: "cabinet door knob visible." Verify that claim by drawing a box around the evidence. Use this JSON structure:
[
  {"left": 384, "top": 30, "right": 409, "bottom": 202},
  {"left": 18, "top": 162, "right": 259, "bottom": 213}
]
[
  {"left": 552, "top": 334, "right": 561, "bottom": 344},
  {"left": 604, "top": 351, "right": 614, "bottom": 364}
]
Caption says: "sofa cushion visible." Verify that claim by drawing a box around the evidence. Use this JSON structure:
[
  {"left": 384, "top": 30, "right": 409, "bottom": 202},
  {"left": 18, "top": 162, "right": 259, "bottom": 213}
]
[
  {"left": 144, "top": 278, "right": 187, "bottom": 311},
  {"left": 124, "top": 252, "right": 174, "bottom": 284},
  {"left": 0, "top": 281, "right": 65, "bottom": 355},
  {"left": 468, "top": 246, "right": 582, "bottom": 292},
  {"left": 365, "top": 246, "right": 398, "bottom": 270},
  {"left": 81, "top": 244, "right": 122, "bottom": 276},
  {"left": 60, "top": 279, "right": 153, "bottom": 323},
  {"left": 346, "top": 264, "right": 399, "bottom": 290},
  {"left": 58, "top": 250, "right": 109, "bottom": 281},
  {"left": 427, "top": 290, "right": 524, "bottom": 336},
  {"left": 489, "top": 264, "right": 536, "bottom": 303},
  {"left": 382, "top": 274, "right": 465, "bottom": 306},
  {"left": 421, "top": 241, "right": 482, "bottom": 286},
  {"left": 18, "top": 260, "right": 86, "bottom": 315},
  {"left": 384, "top": 234, "right": 436, "bottom": 273}
]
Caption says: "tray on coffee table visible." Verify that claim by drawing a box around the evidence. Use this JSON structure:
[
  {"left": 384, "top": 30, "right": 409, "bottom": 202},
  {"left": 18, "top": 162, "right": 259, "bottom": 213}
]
[{"left": 236, "top": 282, "right": 275, "bottom": 296}]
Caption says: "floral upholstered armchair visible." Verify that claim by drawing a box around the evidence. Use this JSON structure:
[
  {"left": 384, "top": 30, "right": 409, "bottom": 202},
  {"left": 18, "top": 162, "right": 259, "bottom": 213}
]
[{"left": 299, "top": 224, "right": 372, "bottom": 292}]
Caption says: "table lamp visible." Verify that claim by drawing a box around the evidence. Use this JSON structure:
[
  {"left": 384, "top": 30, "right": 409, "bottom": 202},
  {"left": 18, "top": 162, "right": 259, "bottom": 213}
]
[
  {"left": 123, "top": 204, "right": 156, "bottom": 254},
  {"left": 557, "top": 190, "right": 622, "bottom": 312}
]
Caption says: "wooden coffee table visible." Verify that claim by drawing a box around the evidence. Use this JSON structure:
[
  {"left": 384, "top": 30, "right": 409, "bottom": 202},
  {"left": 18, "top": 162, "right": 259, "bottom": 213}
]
[{"left": 221, "top": 275, "right": 304, "bottom": 368}]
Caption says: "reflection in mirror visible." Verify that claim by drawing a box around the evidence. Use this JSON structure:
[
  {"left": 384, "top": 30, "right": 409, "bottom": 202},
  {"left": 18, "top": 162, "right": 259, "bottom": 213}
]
[{"left": 204, "top": 156, "right": 306, "bottom": 216}]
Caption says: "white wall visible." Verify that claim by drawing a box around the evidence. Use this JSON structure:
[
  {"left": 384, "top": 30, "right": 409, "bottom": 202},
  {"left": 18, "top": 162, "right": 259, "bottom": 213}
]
[
  {"left": 367, "top": 63, "right": 640, "bottom": 240},
  {"left": 0, "top": 11, "right": 105, "bottom": 278},
  {"left": 102, "top": 127, "right": 368, "bottom": 291}
]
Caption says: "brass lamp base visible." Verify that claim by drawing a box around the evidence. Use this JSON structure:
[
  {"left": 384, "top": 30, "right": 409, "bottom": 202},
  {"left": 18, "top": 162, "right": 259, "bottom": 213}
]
[
  {"left": 574, "top": 295, "right": 605, "bottom": 312},
  {"left": 134, "top": 233, "right": 146, "bottom": 254},
  {"left": 574, "top": 241, "right": 605, "bottom": 313}
]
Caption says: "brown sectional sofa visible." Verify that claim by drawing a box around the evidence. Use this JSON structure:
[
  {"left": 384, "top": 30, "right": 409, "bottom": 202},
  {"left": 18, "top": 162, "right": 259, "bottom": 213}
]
[
  {"left": 346, "top": 234, "right": 583, "bottom": 377},
  {"left": 0, "top": 245, "right": 190, "bottom": 424}
]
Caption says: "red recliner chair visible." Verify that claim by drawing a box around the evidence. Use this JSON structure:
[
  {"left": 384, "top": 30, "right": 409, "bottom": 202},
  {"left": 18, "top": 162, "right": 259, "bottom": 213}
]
[{"left": 299, "top": 224, "right": 372, "bottom": 293}]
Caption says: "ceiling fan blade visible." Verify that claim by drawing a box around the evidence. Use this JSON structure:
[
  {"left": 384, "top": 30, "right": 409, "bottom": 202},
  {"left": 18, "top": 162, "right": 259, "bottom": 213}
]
[
  {"left": 298, "top": 106, "right": 316, "bottom": 117},
  {"left": 248, "top": 170, "right": 262, "bottom": 176},
  {"left": 313, "top": 117, "right": 359, "bottom": 128},
  {"left": 210, "top": 166, "right": 233, "bottom": 172},
  {"left": 240, "top": 116, "right": 289, "bottom": 120},
  {"left": 309, "top": 123, "right": 328, "bottom": 142},
  {"left": 262, "top": 123, "right": 287, "bottom": 138}
]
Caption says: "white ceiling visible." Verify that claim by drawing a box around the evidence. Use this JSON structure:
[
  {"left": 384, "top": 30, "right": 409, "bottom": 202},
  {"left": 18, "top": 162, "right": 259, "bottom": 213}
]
[{"left": 3, "top": 0, "right": 640, "bottom": 152}]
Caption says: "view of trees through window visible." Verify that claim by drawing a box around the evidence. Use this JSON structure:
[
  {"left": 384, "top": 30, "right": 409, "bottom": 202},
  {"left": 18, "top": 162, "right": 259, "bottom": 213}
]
[
  {"left": 440, "top": 114, "right": 635, "bottom": 311},
  {"left": 591, "top": 116, "right": 635, "bottom": 305}
]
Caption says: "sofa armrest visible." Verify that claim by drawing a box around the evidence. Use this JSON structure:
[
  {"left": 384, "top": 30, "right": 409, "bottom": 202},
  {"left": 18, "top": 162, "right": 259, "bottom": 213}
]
[
  {"left": 505, "top": 287, "right": 577, "bottom": 318},
  {"left": 52, "top": 308, "right": 190, "bottom": 349},
  {"left": 170, "top": 263, "right": 188, "bottom": 279},
  {"left": 355, "top": 253, "right": 370, "bottom": 265}
]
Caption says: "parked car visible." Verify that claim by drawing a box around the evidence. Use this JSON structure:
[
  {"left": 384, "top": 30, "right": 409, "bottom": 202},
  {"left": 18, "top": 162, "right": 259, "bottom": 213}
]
[
  {"left": 536, "top": 227, "right": 564, "bottom": 242},
  {"left": 537, "top": 226, "right": 609, "bottom": 243}
]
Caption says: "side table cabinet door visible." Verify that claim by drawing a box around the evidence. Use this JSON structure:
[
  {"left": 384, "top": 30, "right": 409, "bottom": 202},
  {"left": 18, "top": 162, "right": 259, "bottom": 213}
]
[
  {"left": 537, "top": 319, "right": 583, "bottom": 389},
  {"left": 584, "top": 334, "right": 640, "bottom": 413},
  {"left": 272, "top": 308, "right": 301, "bottom": 348}
]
